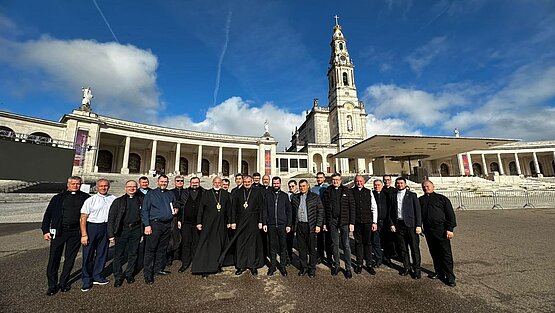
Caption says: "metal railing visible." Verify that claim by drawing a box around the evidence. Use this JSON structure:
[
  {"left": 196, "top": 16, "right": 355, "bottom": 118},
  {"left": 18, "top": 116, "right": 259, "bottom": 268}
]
[
  {"left": 440, "top": 190, "right": 555, "bottom": 210},
  {"left": 0, "top": 129, "right": 75, "bottom": 149}
]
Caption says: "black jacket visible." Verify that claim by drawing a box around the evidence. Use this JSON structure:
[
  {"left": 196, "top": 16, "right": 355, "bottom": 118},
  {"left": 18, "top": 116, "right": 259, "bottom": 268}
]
[
  {"left": 322, "top": 185, "right": 355, "bottom": 226},
  {"left": 41, "top": 190, "right": 90, "bottom": 236},
  {"left": 351, "top": 186, "right": 375, "bottom": 224},
  {"left": 178, "top": 187, "right": 205, "bottom": 223},
  {"left": 388, "top": 189, "right": 422, "bottom": 228},
  {"left": 419, "top": 192, "right": 457, "bottom": 232},
  {"left": 291, "top": 191, "right": 324, "bottom": 232},
  {"left": 372, "top": 190, "right": 389, "bottom": 223},
  {"left": 107, "top": 192, "right": 144, "bottom": 238},
  {"left": 262, "top": 190, "right": 292, "bottom": 227}
]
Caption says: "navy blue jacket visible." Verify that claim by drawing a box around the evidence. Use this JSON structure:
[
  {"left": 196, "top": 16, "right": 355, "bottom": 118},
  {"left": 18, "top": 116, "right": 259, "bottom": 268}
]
[
  {"left": 262, "top": 190, "right": 292, "bottom": 227},
  {"left": 388, "top": 189, "right": 422, "bottom": 228},
  {"left": 142, "top": 188, "right": 176, "bottom": 226}
]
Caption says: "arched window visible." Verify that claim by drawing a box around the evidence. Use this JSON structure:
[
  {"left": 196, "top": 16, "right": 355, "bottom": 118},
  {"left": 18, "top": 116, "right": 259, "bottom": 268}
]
[
  {"left": 241, "top": 160, "right": 249, "bottom": 175},
  {"left": 97, "top": 150, "right": 113, "bottom": 173},
  {"left": 490, "top": 162, "right": 500, "bottom": 173},
  {"left": 28, "top": 132, "right": 52, "bottom": 144},
  {"left": 472, "top": 163, "right": 483, "bottom": 176},
  {"left": 129, "top": 153, "right": 141, "bottom": 174},
  {"left": 201, "top": 159, "right": 210, "bottom": 176},
  {"left": 155, "top": 156, "right": 166, "bottom": 175},
  {"left": 339, "top": 42, "right": 343, "bottom": 51},
  {"left": 179, "top": 157, "right": 188, "bottom": 175},
  {"left": 222, "top": 160, "right": 230, "bottom": 176},
  {"left": 508, "top": 161, "right": 518, "bottom": 175},
  {"left": 0, "top": 126, "right": 16, "bottom": 139},
  {"left": 343, "top": 72, "right": 349, "bottom": 86},
  {"left": 440, "top": 163, "right": 449, "bottom": 176}
]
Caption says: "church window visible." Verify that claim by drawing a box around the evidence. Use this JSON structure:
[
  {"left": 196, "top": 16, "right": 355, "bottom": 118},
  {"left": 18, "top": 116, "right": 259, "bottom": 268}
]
[
  {"left": 339, "top": 43, "right": 343, "bottom": 51},
  {"left": 343, "top": 72, "right": 349, "bottom": 86}
]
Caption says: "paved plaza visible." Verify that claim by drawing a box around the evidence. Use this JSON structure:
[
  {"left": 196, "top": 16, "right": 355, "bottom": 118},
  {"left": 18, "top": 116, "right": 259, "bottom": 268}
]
[{"left": 0, "top": 208, "right": 554, "bottom": 312}]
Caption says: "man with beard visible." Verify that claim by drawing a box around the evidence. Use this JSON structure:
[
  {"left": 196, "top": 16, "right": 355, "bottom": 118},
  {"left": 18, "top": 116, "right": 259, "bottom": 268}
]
[
  {"left": 419, "top": 180, "right": 457, "bottom": 287},
  {"left": 177, "top": 177, "right": 204, "bottom": 273},
  {"left": 192, "top": 177, "right": 233, "bottom": 277},
  {"left": 262, "top": 177, "right": 292, "bottom": 276},
  {"left": 228, "top": 175, "right": 265, "bottom": 275},
  {"left": 261, "top": 174, "right": 271, "bottom": 189},
  {"left": 351, "top": 175, "right": 378, "bottom": 275},
  {"left": 322, "top": 173, "right": 355, "bottom": 279},
  {"left": 142, "top": 175, "right": 176, "bottom": 284},
  {"left": 166, "top": 176, "right": 185, "bottom": 267},
  {"left": 42, "top": 176, "right": 90, "bottom": 295},
  {"left": 389, "top": 177, "right": 422, "bottom": 279}
]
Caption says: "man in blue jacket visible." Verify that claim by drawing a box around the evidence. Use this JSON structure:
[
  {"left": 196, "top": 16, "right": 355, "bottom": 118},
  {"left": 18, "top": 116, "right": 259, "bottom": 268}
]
[
  {"left": 41, "top": 176, "right": 90, "bottom": 296},
  {"left": 142, "top": 175, "right": 176, "bottom": 284},
  {"left": 262, "top": 176, "right": 292, "bottom": 277}
]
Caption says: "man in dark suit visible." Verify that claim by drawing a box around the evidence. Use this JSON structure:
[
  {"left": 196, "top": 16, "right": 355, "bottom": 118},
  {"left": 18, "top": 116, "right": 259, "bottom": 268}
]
[
  {"left": 41, "top": 176, "right": 90, "bottom": 295},
  {"left": 291, "top": 179, "right": 324, "bottom": 278},
  {"left": 322, "top": 173, "right": 356, "bottom": 279},
  {"left": 419, "top": 180, "right": 457, "bottom": 287},
  {"left": 388, "top": 177, "right": 422, "bottom": 279},
  {"left": 371, "top": 179, "right": 389, "bottom": 268}
]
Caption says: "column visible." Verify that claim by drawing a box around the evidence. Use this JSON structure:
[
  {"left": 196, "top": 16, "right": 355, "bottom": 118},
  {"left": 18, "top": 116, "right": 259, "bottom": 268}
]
[
  {"left": 174, "top": 143, "right": 181, "bottom": 175},
  {"left": 481, "top": 154, "right": 488, "bottom": 176},
  {"left": 257, "top": 147, "right": 262, "bottom": 174},
  {"left": 237, "top": 147, "right": 242, "bottom": 174},
  {"left": 197, "top": 145, "right": 203, "bottom": 175},
  {"left": 466, "top": 153, "right": 474, "bottom": 176},
  {"left": 533, "top": 152, "right": 540, "bottom": 176},
  {"left": 218, "top": 146, "right": 223, "bottom": 175},
  {"left": 120, "top": 136, "right": 131, "bottom": 174},
  {"left": 149, "top": 140, "right": 157, "bottom": 174},
  {"left": 497, "top": 153, "right": 505, "bottom": 175},
  {"left": 514, "top": 153, "right": 522, "bottom": 175},
  {"left": 457, "top": 154, "right": 465, "bottom": 176}
]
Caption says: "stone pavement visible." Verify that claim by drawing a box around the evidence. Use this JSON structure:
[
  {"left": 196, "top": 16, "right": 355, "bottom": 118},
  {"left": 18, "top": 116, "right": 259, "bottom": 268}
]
[{"left": 0, "top": 209, "right": 554, "bottom": 312}]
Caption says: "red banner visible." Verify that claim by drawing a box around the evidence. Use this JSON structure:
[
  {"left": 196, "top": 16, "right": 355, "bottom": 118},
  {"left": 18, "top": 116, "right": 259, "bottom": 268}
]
[
  {"left": 264, "top": 150, "right": 271, "bottom": 175},
  {"left": 73, "top": 129, "right": 88, "bottom": 166},
  {"left": 462, "top": 154, "right": 470, "bottom": 176}
]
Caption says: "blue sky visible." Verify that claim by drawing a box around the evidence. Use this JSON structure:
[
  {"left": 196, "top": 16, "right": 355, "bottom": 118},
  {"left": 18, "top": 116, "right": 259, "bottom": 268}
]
[{"left": 1, "top": 0, "right": 554, "bottom": 150}]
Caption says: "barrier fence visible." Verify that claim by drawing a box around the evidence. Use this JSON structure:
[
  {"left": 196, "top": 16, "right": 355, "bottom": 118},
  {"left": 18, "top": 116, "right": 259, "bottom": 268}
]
[{"left": 440, "top": 190, "right": 555, "bottom": 210}]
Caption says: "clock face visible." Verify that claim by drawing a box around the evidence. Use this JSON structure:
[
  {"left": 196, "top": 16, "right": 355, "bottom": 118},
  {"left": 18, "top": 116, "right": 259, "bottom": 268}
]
[
  {"left": 340, "top": 56, "right": 346, "bottom": 62},
  {"left": 345, "top": 103, "right": 353, "bottom": 110}
]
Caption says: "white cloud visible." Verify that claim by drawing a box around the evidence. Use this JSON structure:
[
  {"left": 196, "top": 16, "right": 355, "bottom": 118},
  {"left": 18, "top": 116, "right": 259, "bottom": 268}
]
[
  {"left": 405, "top": 36, "right": 447, "bottom": 75},
  {"left": 0, "top": 35, "right": 162, "bottom": 121},
  {"left": 366, "top": 114, "right": 421, "bottom": 136},
  {"left": 160, "top": 97, "right": 306, "bottom": 151}
]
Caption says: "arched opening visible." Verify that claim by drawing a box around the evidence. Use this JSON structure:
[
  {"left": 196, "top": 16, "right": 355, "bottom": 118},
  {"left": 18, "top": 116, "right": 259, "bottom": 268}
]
[
  {"left": 552, "top": 160, "right": 555, "bottom": 176},
  {"left": 326, "top": 154, "right": 335, "bottom": 173},
  {"left": 0, "top": 126, "right": 15, "bottom": 138},
  {"left": 440, "top": 163, "right": 450, "bottom": 176},
  {"left": 508, "top": 161, "right": 518, "bottom": 175},
  {"left": 342, "top": 72, "right": 349, "bottom": 86},
  {"left": 241, "top": 160, "right": 249, "bottom": 175},
  {"left": 530, "top": 161, "right": 543, "bottom": 176},
  {"left": 222, "top": 160, "right": 230, "bottom": 176},
  {"left": 97, "top": 150, "right": 113, "bottom": 173},
  {"left": 28, "top": 132, "right": 52, "bottom": 144},
  {"left": 201, "top": 158, "right": 210, "bottom": 176},
  {"left": 348, "top": 158, "right": 357, "bottom": 174},
  {"left": 339, "top": 42, "right": 343, "bottom": 51},
  {"left": 179, "top": 157, "right": 188, "bottom": 175},
  {"left": 490, "top": 162, "right": 500, "bottom": 173},
  {"left": 129, "top": 153, "right": 141, "bottom": 174},
  {"left": 313, "top": 153, "right": 323, "bottom": 173},
  {"left": 472, "top": 163, "right": 483, "bottom": 176},
  {"left": 155, "top": 155, "right": 166, "bottom": 175}
]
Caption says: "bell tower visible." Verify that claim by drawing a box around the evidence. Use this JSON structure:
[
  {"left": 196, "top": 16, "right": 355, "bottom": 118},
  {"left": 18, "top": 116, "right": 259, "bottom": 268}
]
[{"left": 327, "top": 16, "right": 367, "bottom": 148}]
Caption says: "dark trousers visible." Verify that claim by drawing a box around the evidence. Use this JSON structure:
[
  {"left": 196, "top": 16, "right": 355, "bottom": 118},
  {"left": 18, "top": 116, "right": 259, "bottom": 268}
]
[
  {"left": 81, "top": 223, "right": 109, "bottom": 285},
  {"left": 381, "top": 223, "right": 397, "bottom": 262},
  {"left": 329, "top": 223, "right": 352, "bottom": 270},
  {"left": 395, "top": 220, "right": 421, "bottom": 271},
  {"left": 113, "top": 226, "right": 142, "bottom": 281},
  {"left": 143, "top": 220, "right": 171, "bottom": 279},
  {"left": 317, "top": 230, "right": 333, "bottom": 262},
  {"left": 425, "top": 226, "right": 455, "bottom": 282},
  {"left": 371, "top": 221, "right": 383, "bottom": 265},
  {"left": 180, "top": 222, "right": 199, "bottom": 266},
  {"left": 268, "top": 225, "right": 287, "bottom": 269},
  {"left": 354, "top": 223, "right": 372, "bottom": 268},
  {"left": 286, "top": 231, "right": 294, "bottom": 263},
  {"left": 296, "top": 222, "right": 317, "bottom": 271},
  {"left": 46, "top": 227, "right": 81, "bottom": 288}
]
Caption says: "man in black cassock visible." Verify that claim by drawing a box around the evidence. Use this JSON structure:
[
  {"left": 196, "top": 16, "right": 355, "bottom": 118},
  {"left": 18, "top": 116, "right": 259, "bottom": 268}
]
[
  {"left": 228, "top": 175, "right": 265, "bottom": 275},
  {"left": 191, "top": 177, "right": 233, "bottom": 277}
]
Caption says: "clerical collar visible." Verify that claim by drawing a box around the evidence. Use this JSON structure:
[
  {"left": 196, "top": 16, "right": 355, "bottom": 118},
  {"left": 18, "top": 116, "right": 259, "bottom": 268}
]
[
  {"left": 358, "top": 187, "right": 362, "bottom": 191},
  {"left": 70, "top": 191, "right": 76, "bottom": 194}
]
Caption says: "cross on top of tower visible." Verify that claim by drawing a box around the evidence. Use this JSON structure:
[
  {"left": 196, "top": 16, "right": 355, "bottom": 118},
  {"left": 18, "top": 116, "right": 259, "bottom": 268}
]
[{"left": 334, "top": 15, "right": 339, "bottom": 26}]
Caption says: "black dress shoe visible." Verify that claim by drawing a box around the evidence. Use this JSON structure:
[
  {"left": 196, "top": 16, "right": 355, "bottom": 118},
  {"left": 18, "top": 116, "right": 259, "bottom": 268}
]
[
  {"left": 345, "top": 270, "right": 353, "bottom": 279},
  {"left": 298, "top": 269, "right": 307, "bottom": 276},
  {"left": 144, "top": 277, "right": 154, "bottom": 285},
  {"left": 179, "top": 264, "right": 190, "bottom": 273},
  {"left": 267, "top": 267, "right": 276, "bottom": 276},
  {"left": 114, "top": 279, "right": 123, "bottom": 288},
  {"left": 428, "top": 273, "right": 439, "bottom": 279},
  {"left": 59, "top": 285, "right": 71, "bottom": 292},
  {"left": 250, "top": 268, "right": 258, "bottom": 276},
  {"left": 156, "top": 270, "right": 171, "bottom": 275},
  {"left": 354, "top": 266, "right": 362, "bottom": 274},
  {"left": 414, "top": 270, "right": 421, "bottom": 279},
  {"left": 331, "top": 267, "right": 340, "bottom": 276},
  {"left": 308, "top": 270, "right": 315, "bottom": 278},
  {"left": 278, "top": 267, "right": 288, "bottom": 277},
  {"left": 367, "top": 266, "right": 376, "bottom": 275},
  {"left": 447, "top": 280, "right": 457, "bottom": 287},
  {"left": 235, "top": 268, "right": 246, "bottom": 275},
  {"left": 399, "top": 269, "right": 410, "bottom": 276},
  {"left": 126, "top": 276, "right": 135, "bottom": 284},
  {"left": 46, "top": 286, "right": 58, "bottom": 296}
]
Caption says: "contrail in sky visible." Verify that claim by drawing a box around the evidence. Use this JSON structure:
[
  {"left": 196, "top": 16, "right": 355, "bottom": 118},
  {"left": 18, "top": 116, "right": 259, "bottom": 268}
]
[
  {"left": 92, "top": 0, "right": 120, "bottom": 43},
  {"left": 213, "top": 11, "right": 232, "bottom": 106}
]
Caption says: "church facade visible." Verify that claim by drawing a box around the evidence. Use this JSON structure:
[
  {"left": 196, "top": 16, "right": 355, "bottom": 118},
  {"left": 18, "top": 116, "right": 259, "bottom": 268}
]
[{"left": 1, "top": 21, "right": 555, "bottom": 179}]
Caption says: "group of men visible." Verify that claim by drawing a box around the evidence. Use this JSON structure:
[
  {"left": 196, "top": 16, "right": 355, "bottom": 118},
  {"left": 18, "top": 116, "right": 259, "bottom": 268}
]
[{"left": 41, "top": 171, "right": 457, "bottom": 296}]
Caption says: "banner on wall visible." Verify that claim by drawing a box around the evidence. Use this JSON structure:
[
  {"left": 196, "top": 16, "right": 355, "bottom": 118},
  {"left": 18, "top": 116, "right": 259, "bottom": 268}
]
[
  {"left": 73, "top": 129, "right": 89, "bottom": 166},
  {"left": 461, "top": 154, "right": 470, "bottom": 176},
  {"left": 264, "top": 150, "right": 271, "bottom": 175}
]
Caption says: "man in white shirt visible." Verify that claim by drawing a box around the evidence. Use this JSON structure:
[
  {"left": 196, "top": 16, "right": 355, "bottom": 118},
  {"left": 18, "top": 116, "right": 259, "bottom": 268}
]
[{"left": 79, "top": 178, "right": 116, "bottom": 291}]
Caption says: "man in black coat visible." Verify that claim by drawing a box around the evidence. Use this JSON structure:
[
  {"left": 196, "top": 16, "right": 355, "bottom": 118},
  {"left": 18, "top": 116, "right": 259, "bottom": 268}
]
[
  {"left": 262, "top": 176, "right": 292, "bottom": 276},
  {"left": 388, "top": 177, "right": 423, "bottom": 279},
  {"left": 419, "top": 180, "right": 457, "bottom": 287},
  {"left": 177, "top": 177, "right": 204, "bottom": 273},
  {"left": 107, "top": 180, "right": 144, "bottom": 287},
  {"left": 41, "top": 176, "right": 90, "bottom": 295},
  {"left": 351, "top": 175, "right": 378, "bottom": 275},
  {"left": 371, "top": 179, "right": 389, "bottom": 268},
  {"left": 381, "top": 175, "right": 398, "bottom": 263},
  {"left": 291, "top": 179, "right": 324, "bottom": 278},
  {"left": 322, "top": 173, "right": 356, "bottom": 279}
]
